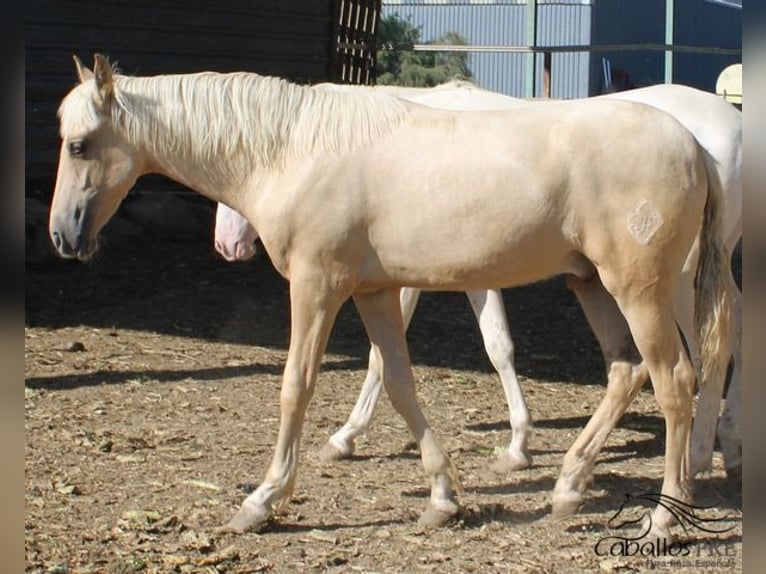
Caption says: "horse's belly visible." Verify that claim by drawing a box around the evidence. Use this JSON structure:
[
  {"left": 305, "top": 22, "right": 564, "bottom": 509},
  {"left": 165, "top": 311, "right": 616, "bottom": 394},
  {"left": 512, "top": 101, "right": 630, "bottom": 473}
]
[{"left": 363, "top": 225, "right": 576, "bottom": 291}]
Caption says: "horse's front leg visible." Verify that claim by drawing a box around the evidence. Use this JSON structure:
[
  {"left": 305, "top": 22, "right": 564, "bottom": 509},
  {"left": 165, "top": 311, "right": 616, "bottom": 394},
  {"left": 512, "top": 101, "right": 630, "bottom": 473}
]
[
  {"left": 318, "top": 288, "right": 423, "bottom": 462},
  {"left": 354, "top": 288, "right": 461, "bottom": 528},
  {"left": 223, "top": 273, "right": 347, "bottom": 533}
]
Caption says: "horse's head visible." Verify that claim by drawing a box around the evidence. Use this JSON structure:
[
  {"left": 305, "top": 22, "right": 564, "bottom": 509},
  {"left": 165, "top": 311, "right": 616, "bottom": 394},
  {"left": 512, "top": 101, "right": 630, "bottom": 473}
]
[
  {"left": 214, "top": 202, "right": 258, "bottom": 262},
  {"left": 49, "top": 54, "right": 144, "bottom": 260}
]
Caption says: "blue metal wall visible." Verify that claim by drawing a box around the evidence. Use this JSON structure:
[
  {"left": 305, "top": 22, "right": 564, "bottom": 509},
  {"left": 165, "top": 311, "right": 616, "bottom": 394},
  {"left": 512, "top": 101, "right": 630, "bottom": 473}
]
[
  {"left": 381, "top": 0, "right": 741, "bottom": 98},
  {"left": 673, "top": 0, "right": 741, "bottom": 92},
  {"left": 589, "top": 0, "right": 665, "bottom": 93},
  {"left": 537, "top": 1, "right": 591, "bottom": 98},
  {"left": 590, "top": 0, "right": 741, "bottom": 94},
  {"left": 381, "top": 0, "right": 593, "bottom": 98}
]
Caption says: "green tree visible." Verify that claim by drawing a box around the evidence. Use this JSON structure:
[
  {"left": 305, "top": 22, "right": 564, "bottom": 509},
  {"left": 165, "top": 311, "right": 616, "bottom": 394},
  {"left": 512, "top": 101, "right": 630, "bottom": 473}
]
[{"left": 376, "top": 15, "right": 472, "bottom": 87}]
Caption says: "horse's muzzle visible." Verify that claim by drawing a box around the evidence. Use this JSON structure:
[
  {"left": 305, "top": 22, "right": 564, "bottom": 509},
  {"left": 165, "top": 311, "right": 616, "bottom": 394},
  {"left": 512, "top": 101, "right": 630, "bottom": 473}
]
[{"left": 50, "top": 227, "right": 96, "bottom": 261}]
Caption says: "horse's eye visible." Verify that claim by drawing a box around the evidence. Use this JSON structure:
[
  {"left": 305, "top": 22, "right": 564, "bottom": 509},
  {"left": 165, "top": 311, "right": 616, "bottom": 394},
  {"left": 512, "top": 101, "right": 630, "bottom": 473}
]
[{"left": 68, "top": 140, "right": 86, "bottom": 157}]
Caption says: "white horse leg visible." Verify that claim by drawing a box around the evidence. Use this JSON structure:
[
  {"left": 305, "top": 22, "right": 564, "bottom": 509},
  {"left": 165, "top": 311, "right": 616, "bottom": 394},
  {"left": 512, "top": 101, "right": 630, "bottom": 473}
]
[
  {"left": 682, "top": 242, "right": 721, "bottom": 475},
  {"left": 353, "top": 288, "right": 460, "bottom": 528},
  {"left": 717, "top": 233, "right": 742, "bottom": 476},
  {"left": 465, "top": 289, "right": 533, "bottom": 472},
  {"left": 552, "top": 275, "right": 650, "bottom": 517},
  {"left": 690, "top": 240, "right": 741, "bottom": 476},
  {"left": 718, "top": 285, "right": 742, "bottom": 476},
  {"left": 224, "top": 274, "right": 346, "bottom": 533},
  {"left": 317, "top": 346, "right": 382, "bottom": 462},
  {"left": 318, "top": 288, "right": 422, "bottom": 462}
]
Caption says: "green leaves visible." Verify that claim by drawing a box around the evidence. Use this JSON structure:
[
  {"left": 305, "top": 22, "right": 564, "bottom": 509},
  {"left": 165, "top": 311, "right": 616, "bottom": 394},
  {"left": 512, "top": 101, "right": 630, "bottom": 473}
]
[{"left": 376, "top": 14, "right": 473, "bottom": 87}]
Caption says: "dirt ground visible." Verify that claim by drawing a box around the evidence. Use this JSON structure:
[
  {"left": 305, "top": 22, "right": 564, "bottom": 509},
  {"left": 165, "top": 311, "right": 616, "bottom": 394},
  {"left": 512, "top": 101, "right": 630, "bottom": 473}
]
[{"left": 25, "top": 212, "right": 742, "bottom": 574}]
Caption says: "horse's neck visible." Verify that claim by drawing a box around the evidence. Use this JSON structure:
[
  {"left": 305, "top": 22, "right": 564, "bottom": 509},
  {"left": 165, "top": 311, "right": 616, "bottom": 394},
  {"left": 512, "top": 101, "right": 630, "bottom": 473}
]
[
  {"left": 117, "top": 74, "right": 299, "bottom": 202},
  {"left": 116, "top": 73, "right": 406, "bottom": 204}
]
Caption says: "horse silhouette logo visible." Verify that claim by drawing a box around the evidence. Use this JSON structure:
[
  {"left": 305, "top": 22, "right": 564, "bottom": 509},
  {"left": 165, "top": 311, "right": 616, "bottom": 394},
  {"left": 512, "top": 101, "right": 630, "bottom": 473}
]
[{"left": 594, "top": 492, "right": 740, "bottom": 557}]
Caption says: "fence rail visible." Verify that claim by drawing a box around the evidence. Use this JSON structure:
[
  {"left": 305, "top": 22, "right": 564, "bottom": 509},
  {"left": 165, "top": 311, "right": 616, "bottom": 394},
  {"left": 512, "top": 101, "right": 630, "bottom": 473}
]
[{"left": 340, "top": 41, "right": 741, "bottom": 56}]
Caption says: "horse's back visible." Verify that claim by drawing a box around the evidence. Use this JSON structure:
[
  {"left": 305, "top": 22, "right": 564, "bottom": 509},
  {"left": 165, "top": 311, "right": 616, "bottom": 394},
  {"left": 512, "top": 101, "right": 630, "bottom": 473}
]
[{"left": 291, "top": 98, "right": 709, "bottom": 290}]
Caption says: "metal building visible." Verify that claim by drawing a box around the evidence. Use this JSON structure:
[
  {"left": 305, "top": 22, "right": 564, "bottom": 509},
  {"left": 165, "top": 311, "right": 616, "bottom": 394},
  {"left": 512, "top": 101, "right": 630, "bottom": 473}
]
[
  {"left": 382, "top": 0, "right": 591, "bottom": 98},
  {"left": 381, "top": 0, "right": 741, "bottom": 98},
  {"left": 590, "top": 0, "right": 741, "bottom": 95}
]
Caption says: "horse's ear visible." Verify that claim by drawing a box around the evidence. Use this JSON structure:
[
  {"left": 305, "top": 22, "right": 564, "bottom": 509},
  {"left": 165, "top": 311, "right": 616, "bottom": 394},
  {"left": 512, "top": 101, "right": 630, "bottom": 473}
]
[
  {"left": 73, "top": 55, "right": 93, "bottom": 83},
  {"left": 92, "top": 53, "right": 114, "bottom": 105}
]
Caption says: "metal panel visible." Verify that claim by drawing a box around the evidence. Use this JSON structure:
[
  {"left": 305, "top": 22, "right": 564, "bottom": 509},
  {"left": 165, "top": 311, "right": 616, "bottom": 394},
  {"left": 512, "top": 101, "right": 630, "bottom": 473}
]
[
  {"left": 381, "top": 1, "right": 592, "bottom": 97},
  {"left": 589, "top": 0, "right": 741, "bottom": 94},
  {"left": 537, "top": 2, "right": 591, "bottom": 98},
  {"left": 589, "top": 0, "right": 665, "bottom": 94},
  {"left": 382, "top": 2, "right": 527, "bottom": 95},
  {"left": 673, "top": 0, "right": 741, "bottom": 91}
]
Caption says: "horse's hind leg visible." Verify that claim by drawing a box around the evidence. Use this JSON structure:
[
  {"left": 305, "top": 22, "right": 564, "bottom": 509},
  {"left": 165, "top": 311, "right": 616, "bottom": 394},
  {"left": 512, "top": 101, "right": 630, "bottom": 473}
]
[
  {"left": 681, "top": 242, "right": 723, "bottom": 476},
  {"left": 318, "top": 288, "right": 423, "bottom": 462},
  {"left": 465, "top": 289, "right": 533, "bottom": 472},
  {"left": 353, "top": 288, "right": 460, "bottom": 528},
  {"left": 608, "top": 286, "right": 697, "bottom": 539},
  {"left": 552, "top": 275, "right": 650, "bottom": 518},
  {"left": 716, "top": 235, "right": 742, "bottom": 477},
  {"left": 718, "top": 286, "right": 742, "bottom": 477},
  {"left": 689, "top": 245, "right": 741, "bottom": 476}
]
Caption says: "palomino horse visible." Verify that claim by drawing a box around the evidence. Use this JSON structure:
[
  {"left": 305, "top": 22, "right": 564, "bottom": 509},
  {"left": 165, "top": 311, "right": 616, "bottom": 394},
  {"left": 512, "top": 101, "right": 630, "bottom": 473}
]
[
  {"left": 50, "top": 55, "right": 733, "bottom": 537},
  {"left": 213, "top": 82, "right": 743, "bottom": 479}
]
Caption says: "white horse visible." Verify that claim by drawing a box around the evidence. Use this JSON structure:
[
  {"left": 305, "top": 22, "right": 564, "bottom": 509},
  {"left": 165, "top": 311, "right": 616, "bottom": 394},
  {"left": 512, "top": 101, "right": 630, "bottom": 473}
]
[
  {"left": 213, "top": 81, "right": 743, "bottom": 479},
  {"left": 49, "top": 55, "right": 734, "bottom": 537}
]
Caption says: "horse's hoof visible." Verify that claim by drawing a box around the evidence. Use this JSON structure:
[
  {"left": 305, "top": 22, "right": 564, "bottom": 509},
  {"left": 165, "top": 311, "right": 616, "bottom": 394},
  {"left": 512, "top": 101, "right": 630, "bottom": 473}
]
[
  {"left": 645, "top": 521, "right": 675, "bottom": 544},
  {"left": 490, "top": 449, "right": 532, "bottom": 473},
  {"left": 218, "top": 503, "right": 271, "bottom": 534},
  {"left": 417, "top": 501, "right": 459, "bottom": 529},
  {"left": 317, "top": 439, "right": 354, "bottom": 464},
  {"left": 551, "top": 489, "right": 584, "bottom": 519},
  {"left": 690, "top": 449, "right": 714, "bottom": 477}
]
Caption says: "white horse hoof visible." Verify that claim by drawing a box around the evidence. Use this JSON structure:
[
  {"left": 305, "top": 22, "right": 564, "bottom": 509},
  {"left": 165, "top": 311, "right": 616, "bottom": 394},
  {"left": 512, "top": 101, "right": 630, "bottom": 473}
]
[
  {"left": 690, "top": 458, "right": 713, "bottom": 477},
  {"left": 417, "top": 500, "right": 459, "bottom": 529},
  {"left": 218, "top": 502, "right": 271, "bottom": 534},
  {"left": 645, "top": 520, "right": 675, "bottom": 544},
  {"left": 317, "top": 439, "right": 354, "bottom": 464},
  {"left": 551, "top": 489, "right": 585, "bottom": 519},
  {"left": 489, "top": 449, "right": 533, "bottom": 473}
]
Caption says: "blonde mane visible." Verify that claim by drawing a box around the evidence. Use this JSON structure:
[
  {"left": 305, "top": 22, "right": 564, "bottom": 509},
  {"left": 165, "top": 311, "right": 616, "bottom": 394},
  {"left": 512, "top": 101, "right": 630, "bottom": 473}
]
[{"left": 59, "top": 70, "right": 409, "bottom": 175}]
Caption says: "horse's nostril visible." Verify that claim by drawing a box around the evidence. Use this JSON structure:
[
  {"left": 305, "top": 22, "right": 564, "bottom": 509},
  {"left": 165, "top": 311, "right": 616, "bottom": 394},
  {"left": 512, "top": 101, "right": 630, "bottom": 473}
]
[
  {"left": 51, "top": 230, "right": 63, "bottom": 250},
  {"left": 74, "top": 206, "right": 82, "bottom": 223}
]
